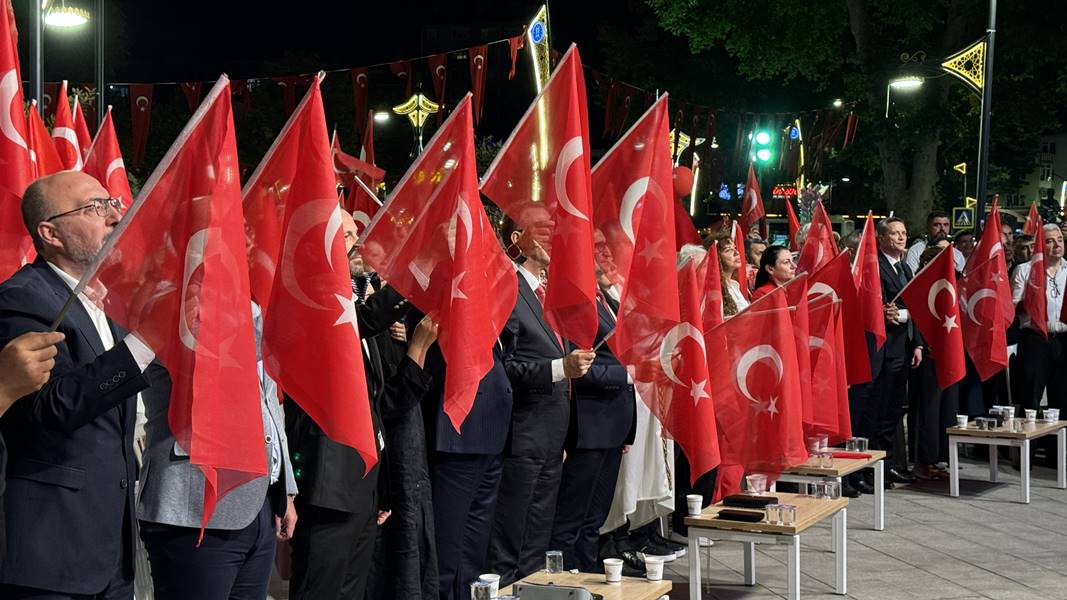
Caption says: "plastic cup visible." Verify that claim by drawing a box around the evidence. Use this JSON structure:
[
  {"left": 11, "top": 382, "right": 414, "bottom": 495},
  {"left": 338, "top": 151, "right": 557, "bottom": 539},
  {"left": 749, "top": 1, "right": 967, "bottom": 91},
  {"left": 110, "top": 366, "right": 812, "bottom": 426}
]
[
  {"left": 603, "top": 558, "right": 623, "bottom": 583},
  {"left": 645, "top": 556, "right": 664, "bottom": 581},
  {"left": 745, "top": 474, "right": 768, "bottom": 495},
  {"left": 478, "top": 574, "right": 500, "bottom": 598},
  {"left": 765, "top": 504, "right": 782, "bottom": 525},
  {"left": 780, "top": 504, "right": 797, "bottom": 526},
  {"left": 1046, "top": 408, "right": 1061, "bottom": 422},
  {"left": 819, "top": 451, "right": 834, "bottom": 468},
  {"left": 687, "top": 494, "right": 703, "bottom": 516},
  {"left": 956, "top": 415, "right": 969, "bottom": 428},
  {"left": 825, "top": 481, "right": 842, "bottom": 500},
  {"left": 1025, "top": 409, "right": 1037, "bottom": 423},
  {"left": 545, "top": 550, "right": 563, "bottom": 573},
  {"left": 852, "top": 437, "right": 868, "bottom": 451},
  {"left": 471, "top": 581, "right": 493, "bottom": 600}
]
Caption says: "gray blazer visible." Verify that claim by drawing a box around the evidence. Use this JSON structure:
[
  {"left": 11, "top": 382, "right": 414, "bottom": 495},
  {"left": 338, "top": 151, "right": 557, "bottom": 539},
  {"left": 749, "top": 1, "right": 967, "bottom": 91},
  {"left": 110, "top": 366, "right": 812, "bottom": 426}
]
[{"left": 136, "top": 305, "right": 297, "bottom": 529}]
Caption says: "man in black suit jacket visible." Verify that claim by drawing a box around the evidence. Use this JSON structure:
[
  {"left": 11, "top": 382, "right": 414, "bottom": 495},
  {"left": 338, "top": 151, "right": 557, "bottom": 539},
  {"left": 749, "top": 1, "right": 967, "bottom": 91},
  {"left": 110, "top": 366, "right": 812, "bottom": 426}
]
[
  {"left": 286, "top": 211, "right": 435, "bottom": 600},
  {"left": 549, "top": 280, "right": 636, "bottom": 572},
  {"left": 867, "top": 217, "right": 923, "bottom": 484},
  {"left": 0, "top": 172, "right": 158, "bottom": 598},
  {"left": 488, "top": 219, "right": 595, "bottom": 585}
]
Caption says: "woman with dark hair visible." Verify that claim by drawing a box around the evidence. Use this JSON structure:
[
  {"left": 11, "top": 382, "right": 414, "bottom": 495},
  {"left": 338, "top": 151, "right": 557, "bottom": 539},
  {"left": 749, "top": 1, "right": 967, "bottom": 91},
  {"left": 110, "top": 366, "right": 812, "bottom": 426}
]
[{"left": 752, "top": 245, "right": 796, "bottom": 300}]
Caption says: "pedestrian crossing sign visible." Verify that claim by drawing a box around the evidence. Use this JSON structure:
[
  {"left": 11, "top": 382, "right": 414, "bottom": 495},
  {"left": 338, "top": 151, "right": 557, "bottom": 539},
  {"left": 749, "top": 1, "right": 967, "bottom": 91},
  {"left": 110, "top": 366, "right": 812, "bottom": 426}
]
[{"left": 952, "top": 207, "right": 975, "bottom": 230}]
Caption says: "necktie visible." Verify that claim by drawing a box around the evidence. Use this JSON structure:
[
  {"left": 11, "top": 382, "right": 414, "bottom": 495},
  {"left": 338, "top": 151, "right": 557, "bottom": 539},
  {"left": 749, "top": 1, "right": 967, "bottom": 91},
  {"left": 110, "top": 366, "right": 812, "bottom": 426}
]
[
  {"left": 894, "top": 261, "right": 907, "bottom": 287},
  {"left": 534, "top": 282, "right": 565, "bottom": 351}
]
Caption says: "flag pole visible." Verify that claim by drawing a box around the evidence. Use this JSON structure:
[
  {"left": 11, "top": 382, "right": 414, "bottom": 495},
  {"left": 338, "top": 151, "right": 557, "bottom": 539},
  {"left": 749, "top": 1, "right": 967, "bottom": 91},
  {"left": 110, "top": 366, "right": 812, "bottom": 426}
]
[{"left": 350, "top": 174, "right": 384, "bottom": 208}]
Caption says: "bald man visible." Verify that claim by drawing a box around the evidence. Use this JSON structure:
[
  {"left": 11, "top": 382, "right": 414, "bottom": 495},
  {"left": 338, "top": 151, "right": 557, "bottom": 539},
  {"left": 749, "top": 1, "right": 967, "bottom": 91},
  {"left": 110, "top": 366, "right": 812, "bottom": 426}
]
[{"left": 0, "top": 171, "right": 158, "bottom": 599}]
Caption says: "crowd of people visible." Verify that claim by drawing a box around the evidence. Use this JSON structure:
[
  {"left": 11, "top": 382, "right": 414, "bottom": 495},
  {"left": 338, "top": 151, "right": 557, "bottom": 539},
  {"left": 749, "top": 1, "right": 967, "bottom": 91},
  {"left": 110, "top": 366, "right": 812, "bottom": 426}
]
[{"left": 0, "top": 171, "right": 1063, "bottom": 600}]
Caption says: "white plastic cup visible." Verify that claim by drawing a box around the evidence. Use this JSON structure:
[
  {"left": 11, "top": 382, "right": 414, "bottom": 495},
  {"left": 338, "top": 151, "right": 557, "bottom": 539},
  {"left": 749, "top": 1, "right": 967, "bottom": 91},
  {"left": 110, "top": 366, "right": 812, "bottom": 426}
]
[
  {"left": 478, "top": 574, "right": 500, "bottom": 598},
  {"left": 645, "top": 556, "right": 664, "bottom": 581},
  {"left": 745, "top": 473, "right": 768, "bottom": 494},
  {"left": 545, "top": 550, "right": 563, "bottom": 573},
  {"left": 1025, "top": 409, "right": 1037, "bottom": 423},
  {"left": 956, "top": 415, "right": 968, "bottom": 428},
  {"left": 686, "top": 494, "right": 703, "bottom": 516},
  {"left": 603, "top": 558, "right": 623, "bottom": 583}
]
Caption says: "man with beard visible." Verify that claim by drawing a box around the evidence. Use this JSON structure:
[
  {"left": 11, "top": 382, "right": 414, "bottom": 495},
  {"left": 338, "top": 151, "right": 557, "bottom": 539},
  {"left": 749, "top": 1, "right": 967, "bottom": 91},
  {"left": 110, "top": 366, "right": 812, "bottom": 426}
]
[{"left": 0, "top": 172, "right": 158, "bottom": 598}]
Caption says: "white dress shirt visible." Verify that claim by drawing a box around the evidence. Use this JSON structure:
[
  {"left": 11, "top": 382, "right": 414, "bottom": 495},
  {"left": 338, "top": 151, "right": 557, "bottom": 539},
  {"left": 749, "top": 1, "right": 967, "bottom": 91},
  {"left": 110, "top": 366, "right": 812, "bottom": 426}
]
[
  {"left": 880, "top": 252, "right": 912, "bottom": 323},
  {"left": 1011, "top": 257, "right": 1067, "bottom": 334},
  {"left": 905, "top": 239, "right": 965, "bottom": 274},
  {"left": 517, "top": 265, "right": 567, "bottom": 382}
]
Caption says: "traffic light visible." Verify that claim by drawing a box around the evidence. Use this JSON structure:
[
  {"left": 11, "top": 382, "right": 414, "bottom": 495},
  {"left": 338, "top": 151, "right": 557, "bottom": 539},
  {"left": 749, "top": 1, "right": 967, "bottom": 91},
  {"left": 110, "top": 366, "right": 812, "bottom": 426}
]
[{"left": 751, "top": 129, "right": 774, "bottom": 163}]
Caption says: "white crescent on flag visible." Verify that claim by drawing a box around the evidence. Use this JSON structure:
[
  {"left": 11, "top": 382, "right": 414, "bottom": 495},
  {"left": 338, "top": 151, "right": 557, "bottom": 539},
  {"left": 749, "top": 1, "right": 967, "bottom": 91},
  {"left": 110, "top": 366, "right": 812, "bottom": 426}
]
[
  {"left": 735, "top": 344, "right": 783, "bottom": 406},
  {"left": 554, "top": 136, "right": 589, "bottom": 221},
  {"left": 619, "top": 176, "right": 649, "bottom": 244},
  {"left": 658, "top": 322, "right": 705, "bottom": 386}
]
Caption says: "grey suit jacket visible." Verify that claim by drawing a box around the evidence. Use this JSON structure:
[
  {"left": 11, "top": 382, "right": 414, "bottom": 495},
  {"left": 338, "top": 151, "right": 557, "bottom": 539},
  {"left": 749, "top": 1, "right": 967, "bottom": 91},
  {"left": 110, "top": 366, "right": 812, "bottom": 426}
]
[{"left": 136, "top": 304, "right": 297, "bottom": 529}]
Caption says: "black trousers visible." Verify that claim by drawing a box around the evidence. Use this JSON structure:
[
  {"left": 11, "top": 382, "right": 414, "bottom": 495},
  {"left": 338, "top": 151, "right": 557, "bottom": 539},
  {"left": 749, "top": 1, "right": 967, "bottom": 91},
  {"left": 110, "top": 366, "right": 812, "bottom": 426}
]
[
  {"left": 908, "top": 360, "right": 959, "bottom": 465},
  {"left": 487, "top": 454, "right": 563, "bottom": 586},
  {"left": 672, "top": 449, "right": 717, "bottom": 536},
  {"left": 432, "top": 452, "right": 503, "bottom": 600},
  {"left": 1016, "top": 329, "right": 1067, "bottom": 411},
  {"left": 288, "top": 491, "right": 377, "bottom": 600},
  {"left": 140, "top": 498, "right": 275, "bottom": 600},
  {"left": 870, "top": 353, "right": 909, "bottom": 468},
  {"left": 549, "top": 447, "right": 623, "bottom": 572}
]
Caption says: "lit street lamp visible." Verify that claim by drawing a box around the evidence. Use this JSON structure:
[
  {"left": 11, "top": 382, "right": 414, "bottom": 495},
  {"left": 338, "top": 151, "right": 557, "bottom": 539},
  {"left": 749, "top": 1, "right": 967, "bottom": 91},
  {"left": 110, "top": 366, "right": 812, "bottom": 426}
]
[{"left": 30, "top": 0, "right": 106, "bottom": 127}]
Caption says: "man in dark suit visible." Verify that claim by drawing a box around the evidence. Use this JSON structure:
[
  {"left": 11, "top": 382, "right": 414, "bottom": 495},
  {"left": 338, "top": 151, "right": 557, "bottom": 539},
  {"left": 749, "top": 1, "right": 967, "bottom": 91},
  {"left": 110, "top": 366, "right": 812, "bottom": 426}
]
[
  {"left": 549, "top": 275, "right": 635, "bottom": 572},
  {"left": 867, "top": 217, "right": 922, "bottom": 485},
  {"left": 286, "top": 210, "right": 436, "bottom": 600},
  {"left": 0, "top": 172, "right": 158, "bottom": 598},
  {"left": 488, "top": 218, "right": 595, "bottom": 585}
]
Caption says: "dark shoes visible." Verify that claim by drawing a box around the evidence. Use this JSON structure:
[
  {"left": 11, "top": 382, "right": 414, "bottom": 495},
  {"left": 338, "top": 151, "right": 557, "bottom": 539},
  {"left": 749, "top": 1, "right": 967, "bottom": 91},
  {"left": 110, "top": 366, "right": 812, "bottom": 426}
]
[
  {"left": 599, "top": 537, "right": 645, "bottom": 577},
  {"left": 913, "top": 463, "right": 948, "bottom": 480},
  {"left": 886, "top": 467, "right": 916, "bottom": 484},
  {"left": 841, "top": 479, "right": 862, "bottom": 498}
]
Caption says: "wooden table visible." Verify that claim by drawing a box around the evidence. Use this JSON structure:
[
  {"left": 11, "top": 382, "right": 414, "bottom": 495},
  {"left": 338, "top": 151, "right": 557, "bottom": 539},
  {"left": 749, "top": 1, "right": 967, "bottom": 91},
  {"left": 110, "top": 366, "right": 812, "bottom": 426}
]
[
  {"left": 684, "top": 492, "right": 848, "bottom": 600},
  {"left": 773, "top": 449, "right": 886, "bottom": 531},
  {"left": 508, "top": 571, "right": 671, "bottom": 600},
  {"left": 948, "top": 419, "right": 1067, "bottom": 503}
]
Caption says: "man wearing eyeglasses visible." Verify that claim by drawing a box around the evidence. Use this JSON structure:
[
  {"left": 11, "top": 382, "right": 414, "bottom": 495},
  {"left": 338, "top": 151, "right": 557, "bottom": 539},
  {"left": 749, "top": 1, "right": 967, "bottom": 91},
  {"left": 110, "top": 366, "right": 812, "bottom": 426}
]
[
  {"left": 0, "top": 171, "right": 158, "bottom": 599},
  {"left": 1011, "top": 224, "right": 1067, "bottom": 446}
]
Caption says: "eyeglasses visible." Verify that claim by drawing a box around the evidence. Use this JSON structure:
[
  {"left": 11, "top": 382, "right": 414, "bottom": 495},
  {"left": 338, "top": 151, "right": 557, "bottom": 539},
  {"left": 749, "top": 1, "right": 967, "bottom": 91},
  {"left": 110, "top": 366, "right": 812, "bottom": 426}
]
[{"left": 44, "top": 197, "right": 124, "bottom": 222}]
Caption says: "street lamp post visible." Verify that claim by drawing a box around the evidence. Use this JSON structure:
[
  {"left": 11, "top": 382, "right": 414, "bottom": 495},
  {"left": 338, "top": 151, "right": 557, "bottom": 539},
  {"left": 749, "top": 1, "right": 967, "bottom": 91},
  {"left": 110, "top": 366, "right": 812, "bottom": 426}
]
[
  {"left": 30, "top": 1, "right": 105, "bottom": 127},
  {"left": 974, "top": 0, "right": 997, "bottom": 229}
]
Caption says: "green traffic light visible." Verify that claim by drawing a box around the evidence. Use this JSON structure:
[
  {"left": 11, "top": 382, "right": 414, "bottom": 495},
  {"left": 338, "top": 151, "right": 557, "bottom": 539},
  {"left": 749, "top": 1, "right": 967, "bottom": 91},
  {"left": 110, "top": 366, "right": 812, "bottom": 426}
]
[
  {"left": 756, "top": 148, "right": 772, "bottom": 162},
  {"left": 754, "top": 131, "right": 771, "bottom": 145}
]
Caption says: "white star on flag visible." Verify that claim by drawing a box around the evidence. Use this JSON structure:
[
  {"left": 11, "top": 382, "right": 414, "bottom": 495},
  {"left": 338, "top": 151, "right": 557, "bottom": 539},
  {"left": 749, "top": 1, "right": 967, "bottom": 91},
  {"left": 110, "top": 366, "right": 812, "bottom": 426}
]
[
  {"left": 942, "top": 314, "right": 958, "bottom": 332},
  {"left": 451, "top": 271, "right": 468, "bottom": 301},
  {"left": 689, "top": 379, "right": 710, "bottom": 406},
  {"left": 766, "top": 397, "right": 779, "bottom": 416},
  {"left": 332, "top": 293, "right": 359, "bottom": 336},
  {"left": 637, "top": 238, "right": 665, "bottom": 265}
]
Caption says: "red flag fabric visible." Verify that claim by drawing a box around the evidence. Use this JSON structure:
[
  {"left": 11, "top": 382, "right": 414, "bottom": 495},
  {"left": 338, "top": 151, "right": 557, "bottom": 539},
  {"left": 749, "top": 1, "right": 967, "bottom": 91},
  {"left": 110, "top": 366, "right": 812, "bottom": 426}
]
[
  {"left": 852, "top": 212, "right": 887, "bottom": 349},
  {"left": 243, "top": 77, "right": 379, "bottom": 471},
  {"left": 750, "top": 276, "right": 814, "bottom": 431},
  {"left": 72, "top": 95, "right": 93, "bottom": 157},
  {"left": 92, "top": 76, "right": 265, "bottom": 529},
  {"left": 674, "top": 199, "right": 701, "bottom": 249},
  {"left": 52, "top": 80, "right": 83, "bottom": 170},
  {"left": 481, "top": 44, "right": 598, "bottom": 349},
  {"left": 508, "top": 35, "right": 524, "bottom": 79},
  {"left": 0, "top": 0, "right": 34, "bottom": 279},
  {"left": 389, "top": 60, "right": 412, "bottom": 96},
  {"left": 1022, "top": 211, "right": 1048, "bottom": 337},
  {"left": 40, "top": 81, "right": 58, "bottom": 120},
  {"left": 732, "top": 221, "right": 750, "bottom": 300},
  {"left": 700, "top": 241, "right": 724, "bottom": 331},
  {"left": 180, "top": 81, "right": 202, "bottom": 112},
  {"left": 350, "top": 67, "right": 369, "bottom": 138},
  {"left": 129, "top": 83, "right": 153, "bottom": 168},
  {"left": 330, "top": 133, "right": 384, "bottom": 228},
  {"left": 591, "top": 95, "right": 672, "bottom": 288},
  {"left": 808, "top": 296, "right": 851, "bottom": 442},
  {"left": 959, "top": 253, "right": 1008, "bottom": 380},
  {"left": 967, "top": 198, "right": 1014, "bottom": 328},
  {"left": 273, "top": 76, "right": 299, "bottom": 116},
  {"left": 739, "top": 163, "right": 765, "bottom": 238},
  {"left": 810, "top": 250, "right": 871, "bottom": 385},
  {"left": 668, "top": 260, "right": 721, "bottom": 483},
  {"left": 83, "top": 106, "right": 133, "bottom": 205},
  {"left": 898, "top": 245, "right": 966, "bottom": 389},
  {"left": 361, "top": 94, "right": 517, "bottom": 431},
  {"left": 1023, "top": 202, "right": 1040, "bottom": 237},
  {"left": 360, "top": 110, "right": 375, "bottom": 164},
  {"left": 797, "top": 200, "right": 837, "bottom": 274},
  {"left": 784, "top": 198, "right": 800, "bottom": 251},
  {"left": 427, "top": 53, "right": 448, "bottom": 108},
  {"left": 707, "top": 285, "right": 808, "bottom": 479},
  {"left": 469, "top": 45, "right": 489, "bottom": 124},
  {"left": 27, "top": 100, "right": 64, "bottom": 178}
]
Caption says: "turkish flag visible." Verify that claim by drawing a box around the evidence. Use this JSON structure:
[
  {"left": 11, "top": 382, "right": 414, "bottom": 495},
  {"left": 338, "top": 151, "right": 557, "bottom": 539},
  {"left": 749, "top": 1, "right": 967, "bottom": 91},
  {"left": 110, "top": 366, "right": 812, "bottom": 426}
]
[
  {"left": 749, "top": 276, "right": 814, "bottom": 436},
  {"left": 428, "top": 53, "right": 447, "bottom": 125},
  {"left": 330, "top": 132, "right": 384, "bottom": 227},
  {"left": 243, "top": 77, "right": 379, "bottom": 472},
  {"left": 739, "top": 163, "right": 764, "bottom": 238},
  {"left": 808, "top": 295, "right": 851, "bottom": 442},
  {"left": 797, "top": 200, "right": 837, "bottom": 274},
  {"left": 666, "top": 260, "right": 720, "bottom": 484},
  {"left": 389, "top": 60, "right": 412, "bottom": 97},
  {"left": 967, "top": 199, "right": 1013, "bottom": 327},
  {"left": 700, "top": 241, "right": 724, "bottom": 331},
  {"left": 72, "top": 96, "right": 93, "bottom": 158},
  {"left": 360, "top": 94, "right": 517, "bottom": 431},
  {"left": 707, "top": 284, "right": 808, "bottom": 479},
  {"left": 591, "top": 95, "right": 673, "bottom": 289},
  {"left": 852, "top": 212, "right": 887, "bottom": 349},
  {"left": 360, "top": 110, "right": 375, "bottom": 164},
  {"left": 481, "top": 44, "right": 598, "bottom": 349},
  {"left": 898, "top": 245, "right": 966, "bottom": 389},
  {"left": 129, "top": 83, "right": 153, "bottom": 168},
  {"left": 51, "top": 81, "right": 83, "bottom": 170},
  {"left": 83, "top": 106, "right": 133, "bottom": 205},
  {"left": 180, "top": 81, "right": 202, "bottom": 113},
  {"left": 732, "top": 220, "right": 750, "bottom": 300},
  {"left": 959, "top": 253, "right": 1008, "bottom": 380},
  {"left": 350, "top": 67, "right": 369, "bottom": 138},
  {"left": 469, "top": 45, "right": 489, "bottom": 124},
  {"left": 674, "top": 199, "right": 702, "bottom": 249},
  {"left": 784, "top": 197, "right": 800, "bottom": 251},
  {"left": 40, "top": 81, "right": 58, "bottom": 120},
  {"left": 92, "top": 76, "right": 265, "bottom": 529},
  {"left": 27, "top": 101, "right": 64, "bottom": 178},
  {"left": 1023, "top": 212, "right": 1048, "bottom": 337},
  {"left": 1023, "top": 201, "right": 1041, "bottom": 237},
  {"left": 810, "top": 251, "right": 871, "bottom": 384},
  {"left": 0, "top": 0, "right": 33, "bottom": 280},
  {"left": 508, "top": 35, "right": 524, "bottom": 79}
]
